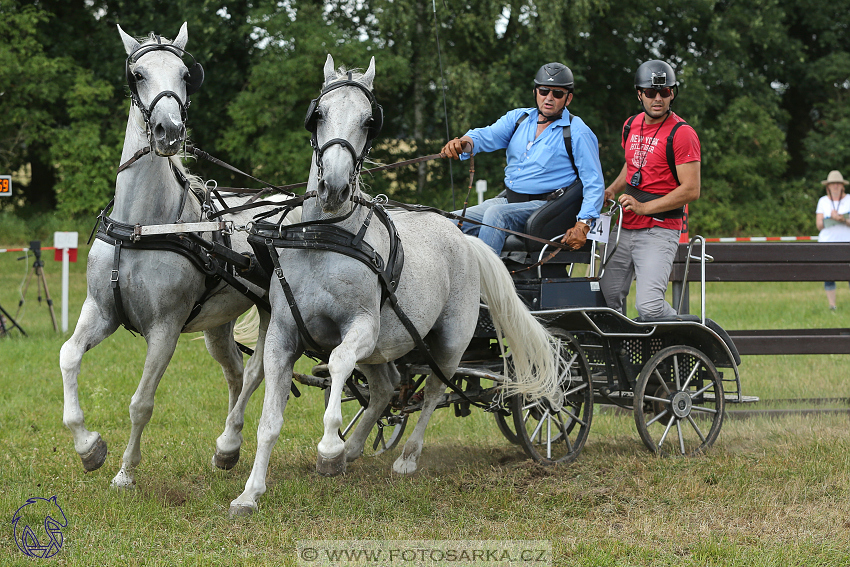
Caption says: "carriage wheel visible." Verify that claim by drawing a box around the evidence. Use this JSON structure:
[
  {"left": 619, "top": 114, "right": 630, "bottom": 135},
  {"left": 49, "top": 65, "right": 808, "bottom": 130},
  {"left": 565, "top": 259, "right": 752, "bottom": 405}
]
[
  {"left": 511, "top": 334, "right": 593, "bottom": 465},
  {"left": 633, "top": 345, "right": 724, "bottom": 456},
  {"left": 323, "top": 374, "right": 407, "bottom": 457},
  {"left": 493, "top": 410, "right": 520, "bottom": 445}
]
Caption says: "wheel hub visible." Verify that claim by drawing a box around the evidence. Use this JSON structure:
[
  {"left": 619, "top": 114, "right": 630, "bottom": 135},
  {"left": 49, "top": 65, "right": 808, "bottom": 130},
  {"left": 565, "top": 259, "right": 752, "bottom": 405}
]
[{"left": 671, "top": 391, "right": 692, "bottom": 418}]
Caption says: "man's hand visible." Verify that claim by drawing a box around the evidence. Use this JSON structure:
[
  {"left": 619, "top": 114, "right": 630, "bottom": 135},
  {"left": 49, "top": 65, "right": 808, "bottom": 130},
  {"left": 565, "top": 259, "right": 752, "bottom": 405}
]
[
  {"left": 618, "top": 193, "right": 646, "bottom": 215},
  {"left": 561, "top": 220, "right": 591, "bottom": 250},
  {"left": 441, "top": 137, "right": 472, "bottom": 159},
  {"left": 603, "top": 186, "right": 617, "bottom": 204}
]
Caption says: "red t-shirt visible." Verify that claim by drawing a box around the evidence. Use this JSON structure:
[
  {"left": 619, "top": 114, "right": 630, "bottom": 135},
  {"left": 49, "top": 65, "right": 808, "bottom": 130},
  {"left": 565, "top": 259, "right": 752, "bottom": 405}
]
[{"left": 621, "top": 112, "right": 700, "bottom": 230}]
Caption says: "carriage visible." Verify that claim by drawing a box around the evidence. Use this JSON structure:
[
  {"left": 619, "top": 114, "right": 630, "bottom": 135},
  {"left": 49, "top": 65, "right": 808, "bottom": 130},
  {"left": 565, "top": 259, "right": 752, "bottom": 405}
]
[{"left": 285, "top": 185, "right": 744, "bottom": 467}]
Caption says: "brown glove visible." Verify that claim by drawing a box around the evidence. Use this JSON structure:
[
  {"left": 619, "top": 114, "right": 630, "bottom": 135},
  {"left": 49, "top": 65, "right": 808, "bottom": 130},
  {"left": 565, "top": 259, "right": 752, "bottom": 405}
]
[
  {"left": 562, "top": 220, "right": 591, "bottom": 250},
  {"left": 441, "top": 137, "right": 471, "bottom": 159}
]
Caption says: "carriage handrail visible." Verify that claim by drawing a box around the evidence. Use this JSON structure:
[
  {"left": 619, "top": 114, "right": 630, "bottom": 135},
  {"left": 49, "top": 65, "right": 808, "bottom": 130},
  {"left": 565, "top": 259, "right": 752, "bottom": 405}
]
[
  {"left": 534, "top": 201, "right": 624, "bottom": 280},
  {"left": 677, "top": 235, "right": 712, "bottom": 323}
]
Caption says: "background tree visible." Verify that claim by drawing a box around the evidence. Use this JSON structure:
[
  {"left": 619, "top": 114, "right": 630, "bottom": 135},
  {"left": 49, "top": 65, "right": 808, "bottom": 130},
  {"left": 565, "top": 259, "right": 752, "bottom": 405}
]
[{"left": 2, "top": 0, "right": 847, "bottom": 237}]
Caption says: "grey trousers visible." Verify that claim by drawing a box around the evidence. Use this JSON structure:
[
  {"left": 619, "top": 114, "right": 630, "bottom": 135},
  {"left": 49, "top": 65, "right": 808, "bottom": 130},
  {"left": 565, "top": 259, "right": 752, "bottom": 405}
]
[{"left": 600, "top": 226, "right": 680, "bottom": 319}]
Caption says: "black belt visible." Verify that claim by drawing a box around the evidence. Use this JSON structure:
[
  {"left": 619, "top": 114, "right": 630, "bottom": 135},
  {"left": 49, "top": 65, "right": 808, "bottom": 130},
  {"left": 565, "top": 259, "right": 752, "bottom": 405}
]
[
  {"left": 624, "top": 186, "right": 685, "bottom": 219},
  {"left": 505, "top": 188, "right": 556, "bottom": 203}
]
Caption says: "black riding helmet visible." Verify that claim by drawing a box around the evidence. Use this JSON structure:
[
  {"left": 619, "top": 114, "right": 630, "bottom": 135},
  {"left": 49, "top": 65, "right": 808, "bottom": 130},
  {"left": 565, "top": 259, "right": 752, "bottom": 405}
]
[
  {"left": 534, "top": 62, "right": 574, "bottom": 92},
  {"left": 634, "top": 60, "right": 677, "bottom": 89},
  {"left": 533, "top": 63, "right": 573, "bottom": 124}
]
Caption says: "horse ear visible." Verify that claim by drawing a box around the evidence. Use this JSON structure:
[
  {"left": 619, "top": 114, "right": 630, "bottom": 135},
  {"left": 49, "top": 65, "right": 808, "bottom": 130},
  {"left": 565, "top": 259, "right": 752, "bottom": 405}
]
[
  {"left": 323, "top": 54, "right": 336, "bottom": 85},
  {"left": 362, "top": 56, "right": 376, "bottom": 90},
  {"left": 173, "top": 22, "right": 189, "bottom": 51},
  {"left": 118, "top": 24, "right": 141, "bottom": 56}
]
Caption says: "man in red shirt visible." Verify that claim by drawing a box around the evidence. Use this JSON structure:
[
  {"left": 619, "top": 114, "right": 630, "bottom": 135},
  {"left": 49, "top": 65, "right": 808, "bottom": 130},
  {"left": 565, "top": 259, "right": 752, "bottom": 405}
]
[{"left": 600, "top": 60, "right": 701, "bottom": 319}]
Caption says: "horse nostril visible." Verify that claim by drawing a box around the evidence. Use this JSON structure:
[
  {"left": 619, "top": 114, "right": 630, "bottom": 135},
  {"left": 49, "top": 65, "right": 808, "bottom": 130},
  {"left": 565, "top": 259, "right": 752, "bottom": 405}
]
[{"left": 153, "top": 124, "right": 167, "bottom": 141}]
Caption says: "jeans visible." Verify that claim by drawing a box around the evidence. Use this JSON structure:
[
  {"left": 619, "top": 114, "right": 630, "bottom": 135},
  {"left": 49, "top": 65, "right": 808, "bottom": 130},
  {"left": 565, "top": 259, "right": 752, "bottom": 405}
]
[
  {"left": 599, "top": 226, "right": 680, "bottom": 319},
  {"left": 453, "top": 198, "right": 543, "bottom": 255}
]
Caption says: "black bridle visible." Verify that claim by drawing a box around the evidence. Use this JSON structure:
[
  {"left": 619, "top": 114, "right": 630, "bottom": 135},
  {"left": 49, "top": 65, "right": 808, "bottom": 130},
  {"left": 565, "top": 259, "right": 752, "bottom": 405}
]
[
  {"left": 304, "top": 72, "right": 384, "bottom": 187},
  {"left": 125, "top": 35, "right": 204, "bottom": 135}
]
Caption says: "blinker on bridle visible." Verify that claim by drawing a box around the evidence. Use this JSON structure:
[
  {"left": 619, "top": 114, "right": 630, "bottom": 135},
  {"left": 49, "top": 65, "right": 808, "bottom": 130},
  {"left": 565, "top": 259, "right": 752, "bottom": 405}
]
[
  {"left": 304, "top": 71, "right": 384, "bottom": 187},
  {"left": 125, "top": 34, "right": 205, "bottom": 134}
]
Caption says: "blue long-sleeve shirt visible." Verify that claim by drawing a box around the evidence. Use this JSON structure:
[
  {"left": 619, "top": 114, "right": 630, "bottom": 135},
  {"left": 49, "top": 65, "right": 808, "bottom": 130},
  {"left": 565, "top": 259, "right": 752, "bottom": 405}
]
[{"left": 461, "top": 108, "right": 605, "bottom": 221}]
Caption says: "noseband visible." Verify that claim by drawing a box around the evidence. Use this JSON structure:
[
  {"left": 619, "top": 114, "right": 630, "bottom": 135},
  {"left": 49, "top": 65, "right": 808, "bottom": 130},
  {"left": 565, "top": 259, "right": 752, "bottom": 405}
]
[
  {"left": 125, "top": 35, "right": 204, "bottom": 139},
  {"left": 305, "top": 72, "right": 384, "bottom": 187}
]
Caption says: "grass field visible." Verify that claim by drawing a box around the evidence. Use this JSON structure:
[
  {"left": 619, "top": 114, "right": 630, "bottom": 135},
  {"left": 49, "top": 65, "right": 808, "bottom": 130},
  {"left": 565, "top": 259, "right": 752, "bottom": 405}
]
[{"left": 1, "top": 244, "right": 848, "bottom": 566}]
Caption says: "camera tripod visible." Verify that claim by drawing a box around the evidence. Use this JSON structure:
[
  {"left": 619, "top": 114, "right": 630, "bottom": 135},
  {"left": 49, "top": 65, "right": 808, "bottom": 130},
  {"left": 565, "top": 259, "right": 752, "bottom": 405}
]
[
  {"left": 0, "top": 301, "right": 26, "bottom": 337},
  {"left": 16, "top": 240, "right": 58, "bottom": 332}
]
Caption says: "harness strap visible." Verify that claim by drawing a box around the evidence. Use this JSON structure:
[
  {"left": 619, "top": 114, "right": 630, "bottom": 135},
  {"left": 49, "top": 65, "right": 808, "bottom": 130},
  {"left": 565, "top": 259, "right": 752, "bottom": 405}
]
[
  {"left": 266, "top": 241, "right": 326, "bottom": 359},
  {"left": 110, "top": 240, "right": 138, "bottom": 333},
  {"left": 117, "top": 147, "right": 152, "bottom": 174},
  {"left": 384, "top": 290, "right": 491, "bottom": 410}
]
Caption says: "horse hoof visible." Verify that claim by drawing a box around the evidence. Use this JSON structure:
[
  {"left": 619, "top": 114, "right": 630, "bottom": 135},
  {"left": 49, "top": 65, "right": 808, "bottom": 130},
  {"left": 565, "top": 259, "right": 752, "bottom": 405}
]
[
  {"left": 110, "top": 469, "right": 136, "bottom": 490},
  {"left": 229, "top": 504, "right": 256, "bottom": 518},
  {"left": 213, "top": 448, "right": 240, "bottom": 470},
  {"left": 81, "top": 436, "right": 108, "bottom": 472},
  {"left": 316, "top": 452, "right": 346, "bottom": 476}
]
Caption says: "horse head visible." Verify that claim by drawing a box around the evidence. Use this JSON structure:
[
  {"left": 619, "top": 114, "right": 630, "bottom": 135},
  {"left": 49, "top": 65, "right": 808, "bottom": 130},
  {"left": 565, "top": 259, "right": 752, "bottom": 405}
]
[
  {"left": 307, "top": 54, "right": 381, "bottom": 213},
  {"left": 118, "top": 22, "right": 204, "bottom": 157}
]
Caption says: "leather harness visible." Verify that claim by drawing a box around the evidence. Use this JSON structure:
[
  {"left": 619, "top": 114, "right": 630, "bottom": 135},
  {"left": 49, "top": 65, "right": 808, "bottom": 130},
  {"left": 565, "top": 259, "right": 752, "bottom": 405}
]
[
  {"left": 247, "top": 194, "right": 496, "bottom": 411},
  {"left": 94, "top": 167, "right": 270, "bottom": 335}
]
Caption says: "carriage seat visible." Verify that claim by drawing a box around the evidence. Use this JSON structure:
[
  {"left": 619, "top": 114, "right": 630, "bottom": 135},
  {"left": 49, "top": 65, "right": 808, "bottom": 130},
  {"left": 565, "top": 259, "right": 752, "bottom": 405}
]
[{"left": 501, "top": 182, "right": 587, "bottom": 256}]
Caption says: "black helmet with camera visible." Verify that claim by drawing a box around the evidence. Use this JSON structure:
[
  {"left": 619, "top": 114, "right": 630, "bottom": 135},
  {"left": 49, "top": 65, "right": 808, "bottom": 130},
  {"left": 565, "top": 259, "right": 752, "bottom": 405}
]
[{"left": 634, "top": 60, "right": 677, "bottom": 89}]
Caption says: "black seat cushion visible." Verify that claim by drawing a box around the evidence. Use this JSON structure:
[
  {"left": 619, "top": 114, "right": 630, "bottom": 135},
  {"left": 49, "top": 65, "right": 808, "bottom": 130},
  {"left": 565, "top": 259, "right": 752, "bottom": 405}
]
[{"left": 502, "top": 182, "right": 584, "bottom": 253}]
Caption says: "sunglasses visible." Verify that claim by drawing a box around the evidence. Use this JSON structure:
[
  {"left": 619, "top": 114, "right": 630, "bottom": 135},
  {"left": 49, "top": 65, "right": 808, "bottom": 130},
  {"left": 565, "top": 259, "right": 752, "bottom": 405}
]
[
  {"left": 536, "top": 87, "right": 568, "bottom": 99},
  {"left": 641, "top": 87, "right": 673, "bottom": 99}
]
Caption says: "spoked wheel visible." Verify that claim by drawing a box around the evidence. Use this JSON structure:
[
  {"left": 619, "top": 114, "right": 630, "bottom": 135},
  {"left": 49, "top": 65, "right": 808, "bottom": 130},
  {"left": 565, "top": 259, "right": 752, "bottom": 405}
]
[
  {"left": 511, "top": 334, "right": 593, "bottom": 465},
  {"left": 322, "top": 372, "right": 407, "bottom": 457},
  {"left": 633, "top": 345, "right": 724, "bottom": 456},
  {"left": 493, "top": 410, "right": 520, "bottom": 445}
]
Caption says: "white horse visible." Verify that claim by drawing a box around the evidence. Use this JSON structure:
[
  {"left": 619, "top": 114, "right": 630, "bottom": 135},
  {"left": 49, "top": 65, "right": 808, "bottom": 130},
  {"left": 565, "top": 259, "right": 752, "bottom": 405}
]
[
  {"left": 228, "top": 55, "right": 564, "bottom": 516},
  {"left": 59, "top": 23, "right": 298, "bottom": 489}
]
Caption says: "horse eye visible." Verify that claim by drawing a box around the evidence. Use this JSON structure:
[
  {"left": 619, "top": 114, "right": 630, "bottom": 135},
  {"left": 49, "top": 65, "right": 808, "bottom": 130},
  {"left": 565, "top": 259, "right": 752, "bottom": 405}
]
[
  {"left": 133, "top": 72, "right": 143, "bottom": 81},
  {"left": 183, "top": 72, "right": 190, "bottom": 83}
]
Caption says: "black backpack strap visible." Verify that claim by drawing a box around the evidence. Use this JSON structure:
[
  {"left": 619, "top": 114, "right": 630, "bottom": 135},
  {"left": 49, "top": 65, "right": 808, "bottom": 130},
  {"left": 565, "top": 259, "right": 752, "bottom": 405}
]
[
  {"left": 561, "top": 115, "right": 580, "bottom": 180},
  {"left": 512, "top": 111, "right": 579, "bottom": 180},
  {"left": 622, "top": 114, "right": 639, "bottom": 146},
  {"left": 666, "top": 121, "right": 687, "bottom": 186}
]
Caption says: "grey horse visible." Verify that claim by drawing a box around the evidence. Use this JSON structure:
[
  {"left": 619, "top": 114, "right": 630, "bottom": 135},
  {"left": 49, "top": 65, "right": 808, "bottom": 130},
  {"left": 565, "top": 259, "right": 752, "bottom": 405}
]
[
  {"left": 228, "top": 55, "right": 564, "bottom": 516},
  {"left": 59, "top": 23, "right": 298, "bottom": 490}
]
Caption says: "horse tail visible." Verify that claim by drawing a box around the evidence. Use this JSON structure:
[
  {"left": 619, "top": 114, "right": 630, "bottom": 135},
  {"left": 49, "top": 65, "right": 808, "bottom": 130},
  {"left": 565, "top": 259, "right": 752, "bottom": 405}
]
[
  {"left": 234, "top": 306, "right": 261, "bottom": 347},
  {"left": 463, "top": 236, "right": 563, "bottom": 410}
]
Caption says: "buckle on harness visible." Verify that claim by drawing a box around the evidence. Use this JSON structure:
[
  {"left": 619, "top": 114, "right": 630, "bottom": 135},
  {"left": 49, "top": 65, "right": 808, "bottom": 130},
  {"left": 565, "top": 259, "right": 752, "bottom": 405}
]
[{"left": 110, "top": 269, "right": 120, "bottom": 284}]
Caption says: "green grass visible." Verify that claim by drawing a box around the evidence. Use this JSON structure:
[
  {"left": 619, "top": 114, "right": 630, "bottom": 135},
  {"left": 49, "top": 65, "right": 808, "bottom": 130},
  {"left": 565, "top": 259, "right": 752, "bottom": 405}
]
[{"left": 1, "top": 245, "right": 849, "bottom": 566}]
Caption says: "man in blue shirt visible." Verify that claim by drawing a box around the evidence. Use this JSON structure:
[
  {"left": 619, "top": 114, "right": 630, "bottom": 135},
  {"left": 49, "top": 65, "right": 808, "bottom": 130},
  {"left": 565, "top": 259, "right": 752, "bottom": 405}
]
[{"left": 442, "top": 62, "right": 605, "bottom": 254}]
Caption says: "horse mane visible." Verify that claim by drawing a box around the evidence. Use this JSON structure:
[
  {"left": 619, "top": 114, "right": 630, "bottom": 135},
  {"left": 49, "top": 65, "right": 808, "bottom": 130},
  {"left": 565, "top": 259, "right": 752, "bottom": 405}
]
[
  {"left": 325, "top": 66, "right": 367, "bottom": 87},
  {"left": 139, "top": 32, "right": 175, "bottom": 46},
  {"left": 169, "top": 155, "right": 206, "bottom": 195}
]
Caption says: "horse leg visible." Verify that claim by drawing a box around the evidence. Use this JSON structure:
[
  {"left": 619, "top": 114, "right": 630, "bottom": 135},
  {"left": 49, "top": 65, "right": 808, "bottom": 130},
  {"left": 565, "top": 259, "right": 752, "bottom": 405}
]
[
  {"left": 342, "top": 362, "right": 398, "bottom": 463},
  {"left": 60, "top": 297, "right": 120, "bottom": 472},
  {"left": 229, "top": 318, "right": 297, "bottom": 517},
  {"left": 317, "top": 319, "right": 379, "bottom": 476},
  {"left": 392, "top": 370, "right": 449, "bottom": 474},
  {"left": 214, "top": 308, "right": 270, "bottom": 470},
  {"left": 111, "top": 328, "right": 180, "bottom": 489},
  {"left": 393, "top": 323, "right": 472, "bottom": 474},
  {"left": 202, "top": 321, "right": 244, "bottom": 470}
]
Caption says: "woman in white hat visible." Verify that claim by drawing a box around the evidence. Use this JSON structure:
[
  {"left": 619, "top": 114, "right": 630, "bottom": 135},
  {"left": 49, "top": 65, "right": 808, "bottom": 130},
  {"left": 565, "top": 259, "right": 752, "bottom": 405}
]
[{"left": 815, "top": 170, "right": 850, "bottom": 310}]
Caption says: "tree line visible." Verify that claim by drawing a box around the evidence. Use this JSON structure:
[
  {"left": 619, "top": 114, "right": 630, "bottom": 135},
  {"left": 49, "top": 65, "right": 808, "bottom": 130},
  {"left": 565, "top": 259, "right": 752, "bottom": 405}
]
[{"left": 2, "top": 0, "right": 848, "bottom": 236}]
